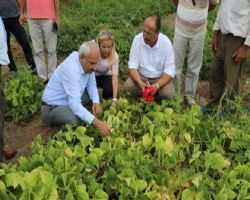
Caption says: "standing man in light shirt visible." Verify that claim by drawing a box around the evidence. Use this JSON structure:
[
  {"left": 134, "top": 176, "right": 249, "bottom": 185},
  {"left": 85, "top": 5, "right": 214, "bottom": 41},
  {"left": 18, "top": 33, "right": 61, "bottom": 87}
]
[
  {"left": 124, "top": 15, "right": 176, "bottom": 101},
  {"left": 172, "top": 0, "right": 219, "bottom": 106},
  {"left": 205, "top": 0, "right": 250, "bottom": 109},
  {"left": 19, "top": 0, "right": 60, "bottom": 84},
  {"left": 41, "top": 41, "right": 111, "bottom": 136}
]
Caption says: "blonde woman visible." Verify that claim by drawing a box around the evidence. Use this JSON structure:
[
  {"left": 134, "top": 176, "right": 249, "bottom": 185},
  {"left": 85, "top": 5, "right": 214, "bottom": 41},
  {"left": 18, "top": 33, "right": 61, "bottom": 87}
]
[{"left": 95, "top": 29, "right": 119, "bottom": 106}]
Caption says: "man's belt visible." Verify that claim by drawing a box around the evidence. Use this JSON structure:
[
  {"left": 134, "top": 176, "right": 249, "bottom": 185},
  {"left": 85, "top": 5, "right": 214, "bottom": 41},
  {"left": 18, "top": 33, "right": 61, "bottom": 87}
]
[{"left": 222, "top": 33, "right": 234, "bottom": 37}]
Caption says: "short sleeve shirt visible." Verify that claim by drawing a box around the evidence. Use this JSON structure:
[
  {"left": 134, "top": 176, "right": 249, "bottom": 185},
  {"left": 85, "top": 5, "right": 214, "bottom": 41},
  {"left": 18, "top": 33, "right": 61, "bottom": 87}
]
[
  {"left": 95, "top": 52, "right": 119, "bottom": 76},
  {"left": 26, "top": 0, "right": 55, "bottom": 19},
  {"left": 0, "top": 0, "right": 19, "bottom": 18}
]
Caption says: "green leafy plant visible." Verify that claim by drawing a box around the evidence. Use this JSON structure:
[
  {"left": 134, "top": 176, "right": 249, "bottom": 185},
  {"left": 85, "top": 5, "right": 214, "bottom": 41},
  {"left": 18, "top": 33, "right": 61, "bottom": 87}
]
[
  {"left": 4, "top": 69, "right": 44, "bottom": 125},
  {"left": 1, "top": 97, "right": 249, "bottom": 199}
]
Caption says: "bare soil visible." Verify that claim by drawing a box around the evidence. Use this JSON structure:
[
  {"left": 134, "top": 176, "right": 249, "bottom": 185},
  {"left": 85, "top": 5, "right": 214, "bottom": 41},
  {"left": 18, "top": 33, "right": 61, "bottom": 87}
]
[{"left": 3, "top": 14, "right": 250, "bottom": 164}]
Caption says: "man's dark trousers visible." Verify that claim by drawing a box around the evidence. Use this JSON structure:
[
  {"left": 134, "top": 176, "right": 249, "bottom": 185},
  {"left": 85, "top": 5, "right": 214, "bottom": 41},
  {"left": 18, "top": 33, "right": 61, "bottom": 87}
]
[{"left": 3, "top": 16, "right": 36, "bottom": 72}]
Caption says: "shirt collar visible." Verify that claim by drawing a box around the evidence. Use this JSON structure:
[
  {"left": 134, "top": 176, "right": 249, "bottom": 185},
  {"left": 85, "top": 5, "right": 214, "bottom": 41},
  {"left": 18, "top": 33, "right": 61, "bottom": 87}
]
[
  {"left": 142, "top": 32, "right": 160, "bottom": 49},
  {"left": 76, "top": 52, "right": 85, "bottom": 74}
]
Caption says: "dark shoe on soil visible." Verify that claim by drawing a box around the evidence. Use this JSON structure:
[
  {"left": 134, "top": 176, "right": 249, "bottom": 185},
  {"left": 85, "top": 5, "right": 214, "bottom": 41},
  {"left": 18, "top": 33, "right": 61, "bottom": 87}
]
[
  {"left": 200, "top": 105, "right": 213, "bottom": 114},
  {"left": 244, "top": 93, "right": 250, "bottom": 104},
  {"left": 3, "top": 148, "right": 17, "bottom": 160}
]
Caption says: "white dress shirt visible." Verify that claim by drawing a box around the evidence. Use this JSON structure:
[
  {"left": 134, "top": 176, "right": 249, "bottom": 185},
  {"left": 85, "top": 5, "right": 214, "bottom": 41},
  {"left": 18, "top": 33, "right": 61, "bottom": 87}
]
[
  {"left": 0, "top": 17, "right": 9, "bottom": 65},
  {"left": 213, "top": 0, "right": 250, "bottom": 46},
  {"left": 42, "top": 52, "right": 99, "bottom": 124},
  {"left": 128, "top": 32, "right": 175, "bottom": 78}
]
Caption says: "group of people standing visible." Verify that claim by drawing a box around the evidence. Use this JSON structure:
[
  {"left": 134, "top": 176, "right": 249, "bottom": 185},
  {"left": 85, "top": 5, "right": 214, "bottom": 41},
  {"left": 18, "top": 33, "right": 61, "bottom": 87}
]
[
  {"left": 0, "top": 0, "right": 59, "bottom": 161},
  {"left": 0, "top": 0, "right": 59, "bottom": 82},
  {"left": 0, "top": 0, "right": 250, "bottom": 161}
]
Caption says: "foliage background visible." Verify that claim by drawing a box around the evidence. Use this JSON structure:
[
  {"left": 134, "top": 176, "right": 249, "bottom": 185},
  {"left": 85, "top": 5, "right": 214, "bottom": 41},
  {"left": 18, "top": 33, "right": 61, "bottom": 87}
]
[{"left": 58, "top": 0, "right": 216, "bottom": 80}]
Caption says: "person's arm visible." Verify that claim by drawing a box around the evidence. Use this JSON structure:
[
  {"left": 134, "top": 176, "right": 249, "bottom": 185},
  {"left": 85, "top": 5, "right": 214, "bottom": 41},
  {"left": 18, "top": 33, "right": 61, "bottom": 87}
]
[
  {"left": 172, "top": 0, "right": 178, "bottom": 7},
  {"left": 86, "top": 73, "right": 101, "bottom": 116},
  {"left": 111, "top": 53, "right": 119, "bottom": 106},
  {"left": 160, "top": 37, "right": 175, "bottom": 88},
  {"left": 53, "top": 0, "right": 60, "bottom": 28},
  {"left": 86, "top": 73, "right": 99, "bottom": 104},
  {"left": 59, "top": 58, "right": 96, "bottom": 125},
  {"left": 128, "top": 35, "right": 148, "bottom": 92},
  {"left": 64, "top": 70, "right": 111, "bottom": 136},
  {"left": 151, "top": 74, "right": 172, "bottom": 95},
  {"left": 112, "top": 75, "right": 118, "bottom": 105},
  {"left": 16, "top": 0, "right": 21, "bottom": 8},
  {"left": 92, "top": 118, "right": 111, "bottom": 136},
  {"left": 129, "top": 68, "right": 147, "bottom": 93},
  {"left": 211, "top": 30, "right": 221, "bottom": 55},
  {"left": 19, "top": 0, "right": 26, "bottom": 25},
  {"left": 232, "top": 20, "right": 250, "bottom": 63},
  {"left": 232, "top": 45, "right": 250, "bottom": 64}
]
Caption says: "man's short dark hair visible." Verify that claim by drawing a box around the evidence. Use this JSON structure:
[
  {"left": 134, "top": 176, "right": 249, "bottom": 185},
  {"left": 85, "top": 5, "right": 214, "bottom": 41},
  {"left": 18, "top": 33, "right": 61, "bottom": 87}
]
[{"left": 145, "top": 14, "right": 161, "bottom": 32}]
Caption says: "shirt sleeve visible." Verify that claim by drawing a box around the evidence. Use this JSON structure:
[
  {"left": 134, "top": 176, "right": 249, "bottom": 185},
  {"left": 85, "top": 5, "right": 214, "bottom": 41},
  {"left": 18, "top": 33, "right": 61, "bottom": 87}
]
[
  {"left": 111, "top": 52, "right": 119, "bottom": 75},
  {"left": 213, "top": 4, "right": 221, "bottom": 31},
  {"left": 61, "top": 67, "right": 95, "bottom": 124},
  {"left": 244, "top": 22, "right": 250, "bottom": 46},
  {"left": 0, "top": 18, "right": 10, "bottom": 65},
  {"left": 163, "top": 39, "right": 176, "bottom": 78},
  {"left": 128, "top": 36, "right": 139, "bottom": 69},
  {"left": 86, "top": 73, "right": 100, "bottom": 104}
]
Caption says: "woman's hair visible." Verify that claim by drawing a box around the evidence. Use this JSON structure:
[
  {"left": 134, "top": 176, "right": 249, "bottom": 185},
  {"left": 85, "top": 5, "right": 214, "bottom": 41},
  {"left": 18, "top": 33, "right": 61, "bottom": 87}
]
[{"left": 96, "top": 29, "right": 116, "bottom": 68}]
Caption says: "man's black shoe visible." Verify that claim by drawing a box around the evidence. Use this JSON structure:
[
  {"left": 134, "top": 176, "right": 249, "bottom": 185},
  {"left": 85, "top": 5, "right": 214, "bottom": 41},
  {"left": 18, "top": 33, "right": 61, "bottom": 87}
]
[
  {"left": 31, "top": 68, "right": 37, "bottom": 75},
  {"left": 3, "top": 148, "right": 17, "bottom": 160}
]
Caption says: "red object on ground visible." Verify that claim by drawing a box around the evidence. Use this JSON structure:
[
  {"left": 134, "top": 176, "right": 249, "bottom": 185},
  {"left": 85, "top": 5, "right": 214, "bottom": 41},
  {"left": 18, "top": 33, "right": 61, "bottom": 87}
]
[{"left": 143, "top": 86, "right": 156, "bottom": 102}]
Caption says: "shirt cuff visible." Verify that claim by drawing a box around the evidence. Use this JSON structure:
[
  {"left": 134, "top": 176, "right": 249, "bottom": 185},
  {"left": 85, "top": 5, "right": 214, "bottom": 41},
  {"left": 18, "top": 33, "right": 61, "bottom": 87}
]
[
  {"left": 92, "top": 99, "right": 99, "bottom": 104},
  {"left": 128, "top": 62, "right": 138, "bottom": 69},
  {"left": 83, "top": 112, "right": 95, "bottom": 124},
  {"left": 244, "top": 36, "right": 250, "bottom": 47},
  {"left": 213, "top": 22, "right": 220, "bottom": 31},
  {"left": 164, "top": 69, "right": 175, "bottom": 78},
  {"left": 91, "top": 92, "right": 100, "bottom": 104}
]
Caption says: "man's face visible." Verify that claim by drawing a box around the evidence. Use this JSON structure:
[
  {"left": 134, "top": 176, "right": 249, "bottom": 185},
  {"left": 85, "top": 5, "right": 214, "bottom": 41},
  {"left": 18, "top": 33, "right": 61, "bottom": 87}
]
[
  {"left": 80, "top": 50, "right": 100, "bottom": 73},
  {"left": 143, "top": 18, "right": 159, "bottom": 47}
]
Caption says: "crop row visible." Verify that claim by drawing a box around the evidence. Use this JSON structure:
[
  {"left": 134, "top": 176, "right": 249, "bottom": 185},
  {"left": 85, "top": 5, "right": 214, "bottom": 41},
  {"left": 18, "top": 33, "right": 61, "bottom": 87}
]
[{"left": 0, "top": 98, "right": 249, "bottom": 199}]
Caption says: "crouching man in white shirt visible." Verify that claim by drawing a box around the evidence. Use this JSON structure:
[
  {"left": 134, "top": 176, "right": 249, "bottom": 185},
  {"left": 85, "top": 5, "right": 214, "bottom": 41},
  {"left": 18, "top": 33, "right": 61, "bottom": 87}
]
[{"left": 124, "top": 14, "right": 176, "bottom": 101}]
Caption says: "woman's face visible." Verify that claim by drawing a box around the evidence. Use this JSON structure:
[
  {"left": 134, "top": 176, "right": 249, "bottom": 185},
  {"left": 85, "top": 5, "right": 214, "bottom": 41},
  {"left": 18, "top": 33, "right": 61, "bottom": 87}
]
[{"left": 99, "top": 39, "right": 113, "bottom": 58}]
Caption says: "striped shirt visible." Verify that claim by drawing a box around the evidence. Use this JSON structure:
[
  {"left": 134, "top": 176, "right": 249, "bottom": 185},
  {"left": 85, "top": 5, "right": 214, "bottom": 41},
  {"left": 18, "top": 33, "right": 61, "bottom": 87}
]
[{"left": 175, "top": 0, "right": 219, "bottom": 36}]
